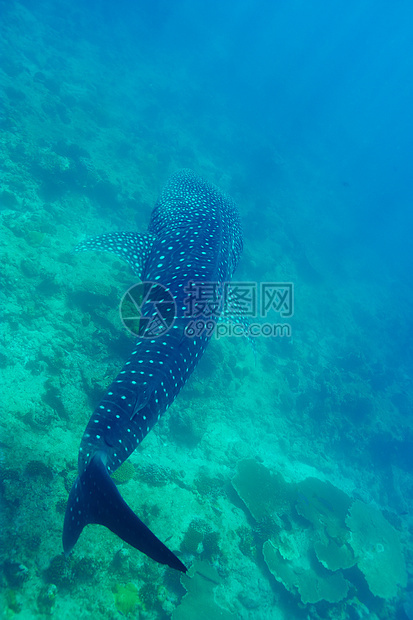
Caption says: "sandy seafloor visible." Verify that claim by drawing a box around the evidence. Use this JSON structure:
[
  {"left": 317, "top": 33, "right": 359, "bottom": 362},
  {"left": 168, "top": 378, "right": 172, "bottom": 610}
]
[{"left": 1, "top": 1, "right": 413, "bottom": 619}]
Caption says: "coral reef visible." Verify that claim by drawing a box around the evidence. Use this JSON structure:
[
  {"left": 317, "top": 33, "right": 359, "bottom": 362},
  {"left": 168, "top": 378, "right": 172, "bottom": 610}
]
[
  {"left": 111, "top": 460, "right": 135, "bottom": 485},
  {"left": 314, "top": 537, "right": 356, "bottom": 571},
  {"left": 136, "top": 463, "right": 171, "bottom": 486},
  {"left": 180, "top": 518, "right": 220, "bottom": 559},
  {"left": 113, "top": 582, "right": 140, "bottom": 616},
  {"left": 43, "top": 555, "right": 73, "bottom": 588},
  {"left": 231, "top": 458, "right": 407, "bottom": 610},
  {"left": 295, "top": 476, "right": 351, "bottom": 541},
  {"left": 25, "top": 459, "right": 53, "bottom": 480},
  {"left": 172, "top": 561, "right": 235, "bottom": 619},
  {"left": 37, "top": 584, "right": 58, "bottom": 615},
  {"left": 263, "top": 539, "right": 349, "bottom": 605},
  {"left": 3, "top": 561, "right": 29, "bottom": 588},
  {"left": 181, "top": 522, "right": 204, "bottom": 555},
  {"left": 231, "top": 458, "right": 295, "bottom": 521},
  {"left": 346, "top": 499, "right": 407, "bottom": 599}
]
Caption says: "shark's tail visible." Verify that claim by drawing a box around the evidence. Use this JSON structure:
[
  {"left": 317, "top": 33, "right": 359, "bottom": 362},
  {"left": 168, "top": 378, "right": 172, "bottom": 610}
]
[{"left": 63, "top": 452, "right": 187, "bottom": 573}]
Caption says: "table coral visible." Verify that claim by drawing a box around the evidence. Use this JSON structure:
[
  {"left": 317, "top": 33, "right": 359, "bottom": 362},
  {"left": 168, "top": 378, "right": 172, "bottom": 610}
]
[
  {"left": 172, "top": 561, "right": 235, "bottom": 620},
  {"left": 231, "top": 458, "right": 294, "bottom": 521},
  {"left": 346, "top": 499, "right": 407, "bottom": 599},
  {"left": 263, "top": 540, "right": 350, "bottom": 605}
]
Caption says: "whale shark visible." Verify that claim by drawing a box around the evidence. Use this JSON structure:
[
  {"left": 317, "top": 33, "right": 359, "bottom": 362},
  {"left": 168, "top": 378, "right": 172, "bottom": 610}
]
[{"left": 63, "top": 169, "right": 243, "bottom": 572}]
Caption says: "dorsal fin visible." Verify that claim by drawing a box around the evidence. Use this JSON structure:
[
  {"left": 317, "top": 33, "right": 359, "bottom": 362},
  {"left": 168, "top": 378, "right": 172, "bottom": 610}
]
[{"left": 75, "top": 231, "right": 156, "bottom": 278}]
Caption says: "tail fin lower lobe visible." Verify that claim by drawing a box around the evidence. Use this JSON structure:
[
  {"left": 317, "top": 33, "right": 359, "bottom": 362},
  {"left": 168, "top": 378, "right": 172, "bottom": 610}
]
[{"left": 63, "top": 452, "right": 187, "bottom": 573}]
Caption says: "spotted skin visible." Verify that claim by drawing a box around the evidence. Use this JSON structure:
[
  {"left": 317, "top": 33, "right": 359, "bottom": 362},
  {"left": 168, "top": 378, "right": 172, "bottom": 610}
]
[{"left": 63, "top": 170, "right": 242, "bottom": 571}]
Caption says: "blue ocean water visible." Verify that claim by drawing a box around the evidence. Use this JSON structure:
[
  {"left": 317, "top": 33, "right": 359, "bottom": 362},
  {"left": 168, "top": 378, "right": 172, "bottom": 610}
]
[{"left": 1, "top": 0, "right": 412, "bottom": 618}]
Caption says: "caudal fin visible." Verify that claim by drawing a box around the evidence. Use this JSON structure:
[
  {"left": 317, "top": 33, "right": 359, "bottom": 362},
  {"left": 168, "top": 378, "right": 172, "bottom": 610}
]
[{"left": 63, "top": 453, "right": 187, "bottom": 573}]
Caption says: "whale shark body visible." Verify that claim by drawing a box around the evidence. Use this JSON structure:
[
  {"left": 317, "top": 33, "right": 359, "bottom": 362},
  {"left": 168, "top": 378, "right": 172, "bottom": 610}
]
[{"left": 63, "top": 169, "right": 243, "bottom": 571}]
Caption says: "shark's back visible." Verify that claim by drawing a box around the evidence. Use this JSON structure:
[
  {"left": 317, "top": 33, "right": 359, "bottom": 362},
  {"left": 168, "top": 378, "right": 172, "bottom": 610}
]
[
  {"left": 146, "top": 169, "right": 242, "bottom": 285},
  {"left": 63, "top": 170, "right": 243, "bottom": 572}
]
